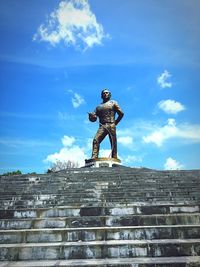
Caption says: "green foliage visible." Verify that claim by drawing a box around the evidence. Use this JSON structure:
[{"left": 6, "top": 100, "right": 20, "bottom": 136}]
[{"left": 3, "top": 170, "right": 22, "bottom": 176}]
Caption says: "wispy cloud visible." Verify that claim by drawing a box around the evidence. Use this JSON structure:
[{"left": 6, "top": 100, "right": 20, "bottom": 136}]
[
  {"left": 164, "top": 157, "right": 184, "bottom": 170},
  {"left": 68, "top": 90, "right": 85, "bottom": 108},
  {"left": 143, "top": 118, "right": 200, "bottom": 146},
  {"left": 123, "top": 155, "right": 143, "bottom": 165},
  {"left": 0, "top": 137, "right": 53, "bottom": 148},
  {"left": 126, "top": 85, "right": 136, "bottom": 91},
  {"left": 157, "top": 70, "right": 172, "bottom": 89},
  {"left": 158, "top": 99, "right": 185, "bottom": 114},
  {"left": 58, "top": 112, "right": 73, "bottom": 121},
  {"left": 72, "top": 93, "right": 85, "bottom": 108},
  {"left": 0, "top": 112, "right": 54, "bottom": 120},
  {"left": 57, "top": 111, "right": 84, "bottom": 121},
  {"left": 118, "top": 136, "right": 133, "bottom": 146},
  {"left": 33, "top": 0, "right": 109, "bottom": 50}
]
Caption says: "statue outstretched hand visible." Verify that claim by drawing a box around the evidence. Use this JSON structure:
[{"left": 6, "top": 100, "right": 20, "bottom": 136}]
[{"left": 88, "top": 112, "right": 97, "bottom": 122}]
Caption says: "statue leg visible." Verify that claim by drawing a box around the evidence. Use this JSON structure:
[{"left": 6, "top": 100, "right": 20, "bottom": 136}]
[
  {"left": 92, "top": 126, "right": 108, "bottom": 158},
  {"left": 108, "top": 123, "right": 117, "bottom": 159}
]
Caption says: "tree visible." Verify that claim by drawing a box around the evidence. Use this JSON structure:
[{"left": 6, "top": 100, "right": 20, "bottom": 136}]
[
  {"left": 2, "top": 170, "right": 22, "bottom": 176},
  {"left": 47, "top": 160, "right": 79, "bottom": 173}
]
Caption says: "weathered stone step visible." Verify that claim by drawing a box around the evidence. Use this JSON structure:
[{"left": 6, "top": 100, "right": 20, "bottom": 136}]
[
  {"left": 1, "top": 213, "right": 200, "bottom": 230},
  {"left": 2, "top": 170, "right": 195, "bottom": 180},
  {"left": 0, "top": 199, "right": 104, "bottom": 209},
  {"left": 1, "top": 204, "right": 199, "bottom": 217},
  {"left": 0, "top": 256, "right": 200, "bottom": 267},
  {"left": 1, "top": 188, "right": 199, "bottom": 202},
  {"left": 1, "top": 196, "right": 199, "bottom": 209},
  {"left": 1, "top": 225, "right": 200, "bottom": 243},
  {"left": 1, "top": 190, "right": 199, "bottom": 202},
  {"left": 1, "top": 173, "right": 199, "bottom": 182},
  {"left": 1, "top": 187, "right": 199, "bottom": 198},
  {"left": 1, "top": 179, "right": 199, "bottom": 190},
  {"left": 4, "top": 174, "right": 199, "bottom": 182},
  {"left": 1, "top": 185, "right": 199, "bottom": 197},
  {"left": 0, "top": 256, "right": 200, "bottom": 266},
  {"left": 0, "top": 239, "right": 200, "bottom": 260},
  {"left": 1, "top": 194, "right": 198, "bottom": 206},
  {"left": 2, "top": 181, "right": 199, "bottom": 190},
  {"left": 1, "top": 176, "right": 198, "bottom": 183},
  {"left": 1, "top": 190, "right": 198, "bottom": 199}
]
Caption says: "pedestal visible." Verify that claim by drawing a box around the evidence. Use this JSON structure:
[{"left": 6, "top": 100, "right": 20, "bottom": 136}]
[{"left": 85, "top": 157, "right": 121, "bottom": 168}]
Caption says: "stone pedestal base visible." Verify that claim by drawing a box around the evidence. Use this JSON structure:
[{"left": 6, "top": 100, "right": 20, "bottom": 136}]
[{"left": 85, "top": 157, "right": 121, "bottom": 168}]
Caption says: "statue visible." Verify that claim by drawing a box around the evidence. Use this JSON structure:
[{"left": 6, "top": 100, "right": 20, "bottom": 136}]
[{"left": 88, "top": 89, "right": 124, "bottom": 159}]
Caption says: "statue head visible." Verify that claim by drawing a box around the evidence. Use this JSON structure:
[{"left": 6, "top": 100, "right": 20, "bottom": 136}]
[{"left": 101, "top": 89, "right": 111, "bottom": 101}]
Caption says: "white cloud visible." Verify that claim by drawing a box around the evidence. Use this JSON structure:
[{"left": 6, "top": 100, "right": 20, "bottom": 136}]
[
  {"left": 99, "top": 149, "right": 112, "bottom": 158},
  {"left": 157, "top": 70, "right": 172, "bottom": 89},
  {"left": 143, "top": 118, "right": 177, "bottom": 146},
  {"left": 118, "top": 136, "right": 133, "bottom": 146},
  {"left": 123, "top": 155, "right": 143, "bottom": 164},
  {"left": 62, "top": 135, "right": 75, "bottom": 146},
  {"left": 33, "top": 0, "right": 109, "bottom": 50},
  {"left": 164, "top": 157, "right": 184, "bottom": 170},
  {"left": 143, "top": 119, "right": 200, "bottom": 146},
  {"left": 45, "top": 146, "right": 86, "bottom": 167},
  {"left": 68, "top": 90, "right": 85, "bottom": 108},
  {"left": 45, "top": 135, "right": 88, "bottom": 167},
  {"left": 158, "top": 99, "right": 185, "bottom": 114}
]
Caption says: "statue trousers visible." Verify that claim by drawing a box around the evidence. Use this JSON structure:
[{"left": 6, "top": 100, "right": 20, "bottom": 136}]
[{"left": 92, "top": 123, "right": 117, "bottom": 159}]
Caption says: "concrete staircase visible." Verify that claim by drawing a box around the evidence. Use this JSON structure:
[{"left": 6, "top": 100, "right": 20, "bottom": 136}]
[{"left": 0, "top": 167, "right": 200, "bottom": 266}]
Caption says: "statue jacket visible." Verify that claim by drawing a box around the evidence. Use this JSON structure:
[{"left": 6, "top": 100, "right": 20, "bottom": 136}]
[{"left": 94, "top": 100, "right": 123, "bottom": 125}]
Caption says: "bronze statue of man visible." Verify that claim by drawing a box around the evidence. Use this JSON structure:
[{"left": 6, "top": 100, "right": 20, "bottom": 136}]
[{"left": 88, "top": 89, "right": 124, "bottom": 159}]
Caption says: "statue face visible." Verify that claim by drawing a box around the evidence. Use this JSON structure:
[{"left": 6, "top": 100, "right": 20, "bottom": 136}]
[{"left": 101, "top": 90, "right": 111, "bottom": 101}]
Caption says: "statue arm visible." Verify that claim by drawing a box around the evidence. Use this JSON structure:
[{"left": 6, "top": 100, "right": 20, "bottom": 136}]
[
  {"left": 114, "top": 102, "right": 124, "bottom": 125},
  {"left": 115, "top": 110, "right": 124, "bottom": 125}
]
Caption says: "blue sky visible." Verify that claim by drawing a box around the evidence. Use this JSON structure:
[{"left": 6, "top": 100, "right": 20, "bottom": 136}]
[{"left": 0, "top": 0, "right": 200, "bottom": 173}]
